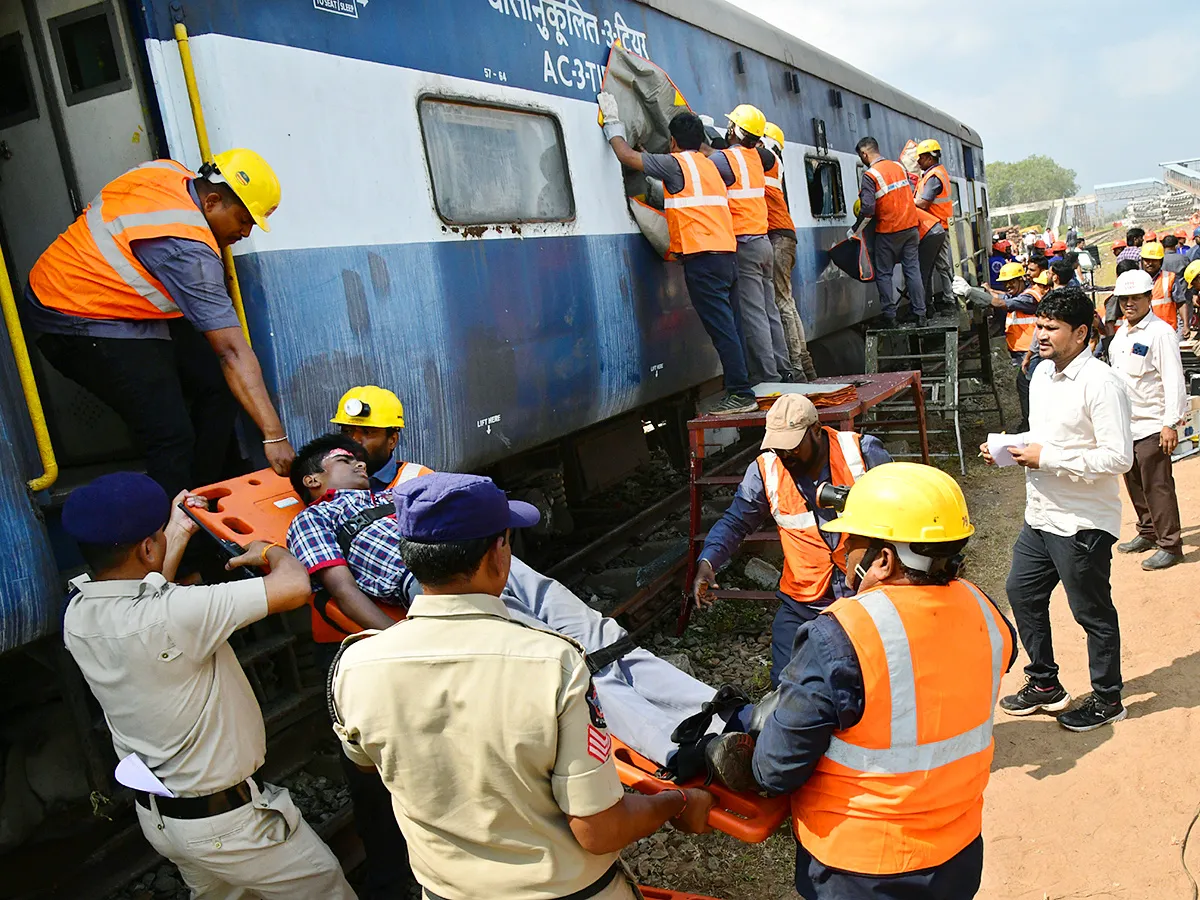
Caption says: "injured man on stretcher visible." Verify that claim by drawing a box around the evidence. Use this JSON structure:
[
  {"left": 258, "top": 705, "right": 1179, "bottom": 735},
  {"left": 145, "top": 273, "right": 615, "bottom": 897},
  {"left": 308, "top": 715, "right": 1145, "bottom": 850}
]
[{"left": 285, "top": 435, "right": 771, "bottom": 783}]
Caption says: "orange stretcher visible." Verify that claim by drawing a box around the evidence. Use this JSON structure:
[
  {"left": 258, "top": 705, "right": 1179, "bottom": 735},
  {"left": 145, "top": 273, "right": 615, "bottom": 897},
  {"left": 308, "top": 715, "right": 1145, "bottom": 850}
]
[
  {"left": 639, "top": 889, "right": 723, "bottom": 900},
  {"left": 184, "top": 469, "right": 403, "bottom": 634},
  {"left": 612, "top": 737, "right": 789, "bottom": 843},
  {"left": 189, "top": 472, "right": 787, "bottom": 842}
]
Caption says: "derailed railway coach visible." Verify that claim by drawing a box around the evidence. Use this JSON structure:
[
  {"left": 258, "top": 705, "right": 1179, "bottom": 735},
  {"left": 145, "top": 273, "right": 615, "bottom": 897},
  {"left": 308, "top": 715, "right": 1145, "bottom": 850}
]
[{"left": 0, "top": 0, "right": 988, "bottom": 878}]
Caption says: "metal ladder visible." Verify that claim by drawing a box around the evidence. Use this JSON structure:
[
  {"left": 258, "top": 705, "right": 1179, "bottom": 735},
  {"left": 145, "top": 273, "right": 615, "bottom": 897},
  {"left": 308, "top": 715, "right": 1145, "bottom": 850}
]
[{"left": 863, "top": 314, "right": 1005, "bottom": 474}]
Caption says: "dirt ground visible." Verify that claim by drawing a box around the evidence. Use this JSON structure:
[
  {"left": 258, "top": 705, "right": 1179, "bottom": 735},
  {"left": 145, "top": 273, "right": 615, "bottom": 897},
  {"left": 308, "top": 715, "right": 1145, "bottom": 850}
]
[{"left": 629, "top": 352, "right": 1200, "bottom": 900}]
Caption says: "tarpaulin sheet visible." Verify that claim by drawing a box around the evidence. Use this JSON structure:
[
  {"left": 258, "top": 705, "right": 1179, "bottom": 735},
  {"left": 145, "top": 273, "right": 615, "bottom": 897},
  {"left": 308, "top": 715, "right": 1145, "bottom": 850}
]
[
  {"left": 602, "top": 41, "right": 690, "bottom": 257},
  {"left": 828, "top": 235, "right": 875, "bottom": 282}
]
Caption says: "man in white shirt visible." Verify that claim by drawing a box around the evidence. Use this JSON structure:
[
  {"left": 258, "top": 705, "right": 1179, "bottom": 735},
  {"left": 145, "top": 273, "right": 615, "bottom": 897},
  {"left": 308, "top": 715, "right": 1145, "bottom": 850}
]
[
  {"left": 981, "top": 287, "right": 1134, "bottom": 733},
  {"left": 1107, "top": 269, "right": 1187, "bottom": 570}
]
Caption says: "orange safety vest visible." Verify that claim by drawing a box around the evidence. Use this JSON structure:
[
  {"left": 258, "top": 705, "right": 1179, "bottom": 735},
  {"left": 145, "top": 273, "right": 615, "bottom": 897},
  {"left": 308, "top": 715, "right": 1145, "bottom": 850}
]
[
  {"left": 756, "top": 429, "right": 866, "bottom": 604},
  {"left": 1151, "top": 270, "right": 1178, "bottom": 327},
  {"left": 865, "top": 160, "right": 919, "bottom": 234},
  {"left": 721, "top": 145, "right": 769, "bottom": 236},
  {"left": 917, "top": 163, "right": 953, "bottom": 228},
  {"left": 29, "top": 160, "right": 219, "bottom": 321},
  {"left": 1005, "top": 288, "right": 1042, "bottom": 353},
  {"left": 663, "top": 151, "right": 736, "bottom": 256},
  {"left": 915, "top": 207, "right": 941, "bottom": 241},
  {"left": 763, "top": 153, "right": 795, "bottom": 233},
  {"left": 309, "top": 460, "right": 432, "bottom": 643},
  {"left": 792, "top": 580, "right": 1013, "bottom": 875}
]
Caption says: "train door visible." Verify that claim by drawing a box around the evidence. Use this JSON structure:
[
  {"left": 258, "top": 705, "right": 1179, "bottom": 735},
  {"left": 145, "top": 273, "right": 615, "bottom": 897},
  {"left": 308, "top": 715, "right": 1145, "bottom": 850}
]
[{"left": 0, "top": 0, "right": 156, "bottom": 467}]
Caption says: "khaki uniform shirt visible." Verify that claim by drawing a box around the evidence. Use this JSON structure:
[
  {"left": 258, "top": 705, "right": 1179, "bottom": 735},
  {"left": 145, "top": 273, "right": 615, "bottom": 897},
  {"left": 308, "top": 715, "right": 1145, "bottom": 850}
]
[
  {"left": 63, "top": 573, "right": 269, "bottom": 796},
  {"left": 332, "top": 592, "right": 626, "bottom": 900}
]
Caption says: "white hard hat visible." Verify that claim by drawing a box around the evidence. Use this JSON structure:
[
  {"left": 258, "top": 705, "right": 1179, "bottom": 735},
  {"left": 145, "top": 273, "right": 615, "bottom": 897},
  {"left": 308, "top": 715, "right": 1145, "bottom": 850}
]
[{"left": 1112, "top": 269, "right": 1154, "bottom": 296}]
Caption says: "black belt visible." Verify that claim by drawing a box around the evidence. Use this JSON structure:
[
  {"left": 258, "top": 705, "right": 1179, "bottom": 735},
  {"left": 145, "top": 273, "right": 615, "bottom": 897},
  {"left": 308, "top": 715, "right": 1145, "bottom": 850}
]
[
  {"left": 423, "top": 862, "right": 620, "bottom": 900},
  {"left": 585, "top": 636, "right": 637, "bottom": 675},
  {"left": 134, "top": 772, "right": 262, "bottom": 820}
]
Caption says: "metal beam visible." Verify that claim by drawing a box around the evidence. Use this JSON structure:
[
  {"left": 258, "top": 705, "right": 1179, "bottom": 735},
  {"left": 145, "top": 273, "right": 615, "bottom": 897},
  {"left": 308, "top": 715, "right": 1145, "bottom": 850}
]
[{"left": 992, "top": 194, "right": 1097, "bottom": 217}]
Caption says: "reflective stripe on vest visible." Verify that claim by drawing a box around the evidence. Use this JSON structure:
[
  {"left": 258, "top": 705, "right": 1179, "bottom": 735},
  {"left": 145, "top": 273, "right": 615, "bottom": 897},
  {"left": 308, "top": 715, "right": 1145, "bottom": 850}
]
[
  {"left": 663, "top": 152, "right": 730, "bottom": 209},
  {"left": 663, "top": 151, "right": 736, "bottom": 255},
  {"left": 722, "top": 146, "right": 768, "bottom": 235},
  {"left": 866, "top": 160, "right": 918, "bottom": 234},
  {"left": 918, "top": 164, "right": 954, "bottom": 227},
  {"left": 761, "top": 457, "right": 816, "bottom": 530},
  {"left": 824, "top": 582, "right": 1003, "bottom": 775},
  {"left": 1151, "top": 271, "right": 1177, "bottom": 316}
]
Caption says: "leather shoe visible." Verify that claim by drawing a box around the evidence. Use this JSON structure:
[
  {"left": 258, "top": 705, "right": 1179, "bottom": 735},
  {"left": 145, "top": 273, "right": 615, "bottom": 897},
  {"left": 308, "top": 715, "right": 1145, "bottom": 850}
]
[
  {"left": 1117, "top": 535, "right": 1155, "bottom": 554},
  {"left": 1142, "top": 550, "right": 1183, "bottom": 571},
  {"left": 704, "top": 732, "right": 758, "bottom": 792}
]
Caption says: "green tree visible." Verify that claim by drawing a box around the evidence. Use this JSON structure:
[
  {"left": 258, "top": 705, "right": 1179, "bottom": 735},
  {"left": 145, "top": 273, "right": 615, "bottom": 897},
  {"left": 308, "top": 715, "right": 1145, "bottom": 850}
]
[{"left": 986, "top": 155, "right": 1078, "bottom": 207}]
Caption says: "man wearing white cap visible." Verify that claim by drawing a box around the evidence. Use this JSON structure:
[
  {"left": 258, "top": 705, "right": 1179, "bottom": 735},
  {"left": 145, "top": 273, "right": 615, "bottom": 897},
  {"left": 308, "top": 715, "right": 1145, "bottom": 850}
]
[
  {"left": 692, "top": 394, "right": 891, "bottom": 684},
  {"left": 1108, "top": 269, "right": 1187, "bottom": 571}
]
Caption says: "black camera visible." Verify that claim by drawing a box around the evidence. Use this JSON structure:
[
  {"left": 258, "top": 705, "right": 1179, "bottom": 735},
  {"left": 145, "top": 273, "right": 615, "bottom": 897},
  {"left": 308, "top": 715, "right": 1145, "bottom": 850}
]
[{"left": 815, "top": 482, "right": 851, "bottom": 512}]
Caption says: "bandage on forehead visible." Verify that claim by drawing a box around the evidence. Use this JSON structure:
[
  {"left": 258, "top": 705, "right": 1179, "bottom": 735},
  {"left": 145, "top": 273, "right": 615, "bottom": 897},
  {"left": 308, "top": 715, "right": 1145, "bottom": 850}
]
[{"left": 322, "top": 448, "right": 355, "bottom": 465}]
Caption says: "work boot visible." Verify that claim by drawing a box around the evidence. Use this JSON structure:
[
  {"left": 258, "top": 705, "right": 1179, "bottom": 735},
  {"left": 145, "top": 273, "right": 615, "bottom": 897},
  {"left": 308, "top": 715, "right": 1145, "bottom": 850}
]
[
  {"left": 1117, "top": 535, "right": 1155, "bottom": 554},
  {"left": 704, "top": 733, "right": 758, "bottom": 792},
  {"left": 746, "top": 686, "right": 783, "bottom": 736},
  {"left": 874, "top": 316, "right": 900, "bottom": 331},
  {"left": 1142, "top": 549, "right": 1183, "bottom": 571},
  {"left": 670, "top": 684, "right": 753, "bottom": 747},
  {"left": 800, "top": 350, "right": 819, "bottom": 382}
]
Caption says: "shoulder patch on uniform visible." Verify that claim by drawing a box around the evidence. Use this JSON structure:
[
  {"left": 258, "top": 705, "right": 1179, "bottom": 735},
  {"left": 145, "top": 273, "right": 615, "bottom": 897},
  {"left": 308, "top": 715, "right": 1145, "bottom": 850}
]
[{"left": 585, "top": 679, "right": 611, "bottom": 762}]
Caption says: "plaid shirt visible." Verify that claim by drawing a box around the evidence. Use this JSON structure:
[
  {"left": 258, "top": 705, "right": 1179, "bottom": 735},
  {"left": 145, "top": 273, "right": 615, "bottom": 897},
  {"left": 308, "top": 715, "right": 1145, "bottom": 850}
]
[
  {"left": 285, "top": 489, "right": 416, "bottom": 605},
  {"left": 1116, "top": 245, "right": 1144, "bottom": 264}
]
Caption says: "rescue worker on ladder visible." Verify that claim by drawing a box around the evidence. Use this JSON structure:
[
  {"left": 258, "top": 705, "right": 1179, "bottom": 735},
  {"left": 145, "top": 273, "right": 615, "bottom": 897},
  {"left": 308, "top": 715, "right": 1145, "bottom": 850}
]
[
  {"left": 914, "top": 139, "right": 955, "bottom": 313},
  {"left": 989, "top": 262, "right": 1042, "bottom": 433},
  {"left": 723, "top": 104, "right": 794, "bottom": 384},
  {"left": 761, "top": 122, "right": 818, "bottom": 381},
  {"left": 727, "top": 463, "right": 1017, "bottom": 899},
  {"left": 330, "top": 385, "right": 433, "bottom": 491},
  {"left": 1139, "top": 241, "right": 1187, "bottom": 335},
  {"left": 851, "top": 137, "right": 926, "bottom": 328},
  {"left": 25, "top": 151, "right": 294, "bottom": 497},
  {"left": 692, "top": 394, "right": 891, "bottom": 687}
]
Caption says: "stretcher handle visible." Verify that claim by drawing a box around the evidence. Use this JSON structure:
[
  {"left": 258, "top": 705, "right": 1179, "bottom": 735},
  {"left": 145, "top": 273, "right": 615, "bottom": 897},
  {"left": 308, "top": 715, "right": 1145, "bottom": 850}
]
[{"left": 179, "top": 502, "right": 261, "bottom": 580}]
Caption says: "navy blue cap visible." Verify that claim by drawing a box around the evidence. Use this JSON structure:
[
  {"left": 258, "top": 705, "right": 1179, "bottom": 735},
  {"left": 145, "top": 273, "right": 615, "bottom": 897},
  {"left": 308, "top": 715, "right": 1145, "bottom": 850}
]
[
  {"left": 62, "top": 472, "right": 171, "bottom": 545},
  {"left": 393, "top": 473, "right": 540, "bottom": 542}
]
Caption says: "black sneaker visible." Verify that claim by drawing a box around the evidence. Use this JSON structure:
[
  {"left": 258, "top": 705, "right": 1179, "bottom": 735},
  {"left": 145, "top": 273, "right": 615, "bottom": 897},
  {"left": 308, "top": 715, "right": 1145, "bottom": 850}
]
[
  {"left": 999, "top": 681, "right": 1071, "bottom": 716},
  {"left": 1057, "top": 694, "right": 1127, "bottom": 732},
  {"left": 708, "top": 393, "right": 758, "bottom": 416}
]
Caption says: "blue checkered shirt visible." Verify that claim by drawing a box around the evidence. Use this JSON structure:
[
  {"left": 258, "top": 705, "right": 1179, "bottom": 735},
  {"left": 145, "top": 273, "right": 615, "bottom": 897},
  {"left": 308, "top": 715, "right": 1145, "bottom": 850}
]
[
  {"left": 1116, "top": 245, "right": 1144, "bottom": 264},
  {"left": 285, "top": 489, "right": 416, "bottom": 605}
]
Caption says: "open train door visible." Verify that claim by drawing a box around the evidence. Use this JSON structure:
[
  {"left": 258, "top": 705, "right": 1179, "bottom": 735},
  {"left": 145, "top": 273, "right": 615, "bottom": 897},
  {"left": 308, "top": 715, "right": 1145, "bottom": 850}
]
[{"left": 0, "top": 0, "right": 158, "bottom": 470}]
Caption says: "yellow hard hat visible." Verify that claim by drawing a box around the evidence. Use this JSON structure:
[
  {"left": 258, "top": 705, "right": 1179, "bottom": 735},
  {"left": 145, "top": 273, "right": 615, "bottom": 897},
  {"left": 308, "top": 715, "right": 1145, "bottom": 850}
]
[
  {"left": 725, "top": 104, "right": 767, "bottom": 138},
  {"left": 1032, "top": 271, "right": 1051, "bottom": 286},
  {"left": 211, "top": 148, "right": 281, "bottom": 232},
  {"left": 330, "top": 386, "right": 405, "bottom": 429},
  {"left": 915, "top": 138, "right": 942, "bottom": 156},
  {"left": 1140, "top": 241, "right": 1165, "bottom": 260},
  {"left": 853, "top": 198, "right": 862, "bottom": 217},
  {"left": 763, "top": 122, "right": 785, "bottom": 147},
  {"left": 998, "top": 261, "right": 1026, "bottom": 281},
  {"left": 822, "top": 462, "right": 974, "bottom": 543},
  {"left": 1184, "top": 259, "right": 1200, "bottom": 286}
]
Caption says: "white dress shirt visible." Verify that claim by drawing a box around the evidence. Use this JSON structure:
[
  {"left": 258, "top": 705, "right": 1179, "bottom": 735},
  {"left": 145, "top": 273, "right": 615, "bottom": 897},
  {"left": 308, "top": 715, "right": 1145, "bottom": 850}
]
[
  {"left": 1108, "top": 312, "right": 1187, "bottom": 441},
  {"left": 1020, "top": 351, "right": 1133, "bottom": 538}
]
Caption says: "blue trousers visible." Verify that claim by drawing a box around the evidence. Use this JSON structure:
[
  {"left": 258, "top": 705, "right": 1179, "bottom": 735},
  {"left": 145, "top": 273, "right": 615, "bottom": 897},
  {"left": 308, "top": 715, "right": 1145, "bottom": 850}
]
[
  {"left": 682, "top": 252, "right": 752, "bottom": 395},
  {"left": 771, "top": 594, "right": 824, "bottom": 686},
  {"left": 795, "top": 835, "right": 983, "bottom": 899},
  {"left": 871, "top": 227, "right": 926, "bottom": 318}
]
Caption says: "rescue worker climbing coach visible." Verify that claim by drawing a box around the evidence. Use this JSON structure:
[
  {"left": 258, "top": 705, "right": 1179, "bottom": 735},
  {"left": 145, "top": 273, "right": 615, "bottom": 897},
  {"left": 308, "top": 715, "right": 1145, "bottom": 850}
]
[{"left": 25, "top": 150, "right": 294, "bottom": 497}]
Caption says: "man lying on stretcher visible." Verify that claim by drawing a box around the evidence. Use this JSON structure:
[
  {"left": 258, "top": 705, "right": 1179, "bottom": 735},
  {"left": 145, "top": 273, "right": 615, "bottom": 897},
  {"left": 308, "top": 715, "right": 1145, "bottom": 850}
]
[{"left": 286, "top": 434, "right": 772, "bottom": 785}]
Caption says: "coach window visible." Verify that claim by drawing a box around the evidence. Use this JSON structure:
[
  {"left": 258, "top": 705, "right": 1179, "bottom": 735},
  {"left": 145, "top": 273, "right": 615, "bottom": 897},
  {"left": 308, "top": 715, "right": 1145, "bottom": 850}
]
[
  {"left": 805, "top": 156, "right": 845, "bottom": 218},
  {"left": 48, "top": 2, "right": 131, "bottom": 106},
  {"left": 419, "top": 99, "right": 574, "bottom": 225},
  {"left": 0, "top": 32, "right": 38, "bottom": 128}
]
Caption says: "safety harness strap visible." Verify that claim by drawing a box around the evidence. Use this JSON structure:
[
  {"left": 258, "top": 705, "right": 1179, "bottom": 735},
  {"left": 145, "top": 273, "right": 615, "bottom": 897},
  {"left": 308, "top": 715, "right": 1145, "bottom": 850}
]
[{"left": 335, "top": 503, "right": 395, "bottom": 557}]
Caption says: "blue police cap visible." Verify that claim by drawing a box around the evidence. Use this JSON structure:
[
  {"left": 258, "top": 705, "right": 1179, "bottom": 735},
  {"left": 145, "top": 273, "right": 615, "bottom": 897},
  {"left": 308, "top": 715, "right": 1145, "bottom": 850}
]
[
  {"left": 393, "top": 473, "right": 539, "bottom": 542},
  {"left": 62, "top": 472, "right": 171, "bottom": 545}
]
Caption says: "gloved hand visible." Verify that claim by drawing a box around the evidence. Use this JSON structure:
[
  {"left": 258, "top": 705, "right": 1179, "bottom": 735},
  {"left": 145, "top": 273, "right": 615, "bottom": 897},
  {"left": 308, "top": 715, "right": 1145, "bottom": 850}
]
[
  {"left": 952, "top": 275, "right": 971, "bottom": 298},
  {"left": 597, "top": 92, "right": 620, "bottom": 126}
]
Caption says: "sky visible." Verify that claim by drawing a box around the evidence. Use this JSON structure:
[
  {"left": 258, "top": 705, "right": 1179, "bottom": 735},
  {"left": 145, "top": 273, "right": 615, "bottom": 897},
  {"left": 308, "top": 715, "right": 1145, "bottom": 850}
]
[{"left": 724, "top": 0, "right": 1200, "bottom": 196}]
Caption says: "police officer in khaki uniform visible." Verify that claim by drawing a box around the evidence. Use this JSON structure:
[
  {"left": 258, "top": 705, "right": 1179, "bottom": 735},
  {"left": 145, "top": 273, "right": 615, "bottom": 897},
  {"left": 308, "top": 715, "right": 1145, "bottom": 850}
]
[
  {"left": 331, "top": 473, "right": 716, "bottom": 900},
  {"left": 61, "top": 473, "right": 356, "bottom": 899}
]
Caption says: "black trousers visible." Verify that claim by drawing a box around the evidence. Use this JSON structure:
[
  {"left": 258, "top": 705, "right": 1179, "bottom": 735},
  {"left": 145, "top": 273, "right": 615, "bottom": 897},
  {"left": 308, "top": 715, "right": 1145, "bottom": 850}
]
[
  {"left": 1005, "top": 524, "right": 1122, "bottom": 704},
  {"left": 316, "top": 643, "right": 415, "bottom": 899},
  {"left": 1011, "top": 352, "right": 1032, "bottom": 434},
  {"left": 37, "top": 321, "right": 239, "bottom": 497},
  {"left": 795, "top": 835, "right": 983, "bottom": 899}
]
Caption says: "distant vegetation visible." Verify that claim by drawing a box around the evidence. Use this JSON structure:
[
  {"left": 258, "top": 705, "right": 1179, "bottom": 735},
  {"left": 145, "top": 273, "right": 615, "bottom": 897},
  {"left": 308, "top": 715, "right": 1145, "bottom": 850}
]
[{"left": 987, "top": 155, "right": 1079, "bottom": 207}]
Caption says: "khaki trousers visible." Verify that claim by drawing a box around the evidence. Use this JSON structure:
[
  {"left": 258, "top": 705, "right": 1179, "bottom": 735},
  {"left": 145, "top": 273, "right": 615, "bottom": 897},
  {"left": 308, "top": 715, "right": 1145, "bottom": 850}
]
[
  {"left": 768, "top": 232, "right": 818, "bottom": 380},
  {"left": 137, "top": 781, "right": 357, "bottom": 899}
]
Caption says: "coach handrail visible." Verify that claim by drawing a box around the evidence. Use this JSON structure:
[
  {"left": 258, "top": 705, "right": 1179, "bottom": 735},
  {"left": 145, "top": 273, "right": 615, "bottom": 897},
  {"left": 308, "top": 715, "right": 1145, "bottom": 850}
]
[{"left": 0, "top": 247, "right": 58, "bottom": 491}]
